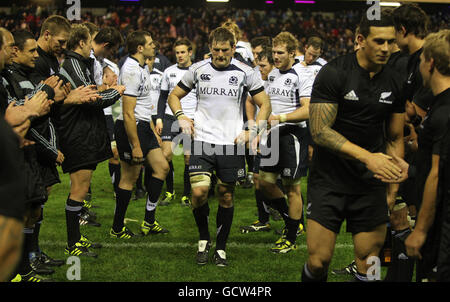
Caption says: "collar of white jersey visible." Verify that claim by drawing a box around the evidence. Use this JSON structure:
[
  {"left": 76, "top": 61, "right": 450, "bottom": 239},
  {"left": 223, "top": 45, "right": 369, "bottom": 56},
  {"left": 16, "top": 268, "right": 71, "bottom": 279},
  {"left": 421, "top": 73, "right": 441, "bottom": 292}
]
[
  {"left": 128, "top": 55, "right": 146, "bottom": 69},
  {"left": 209, "top": 58, "right": 244, "bottom": 72}
]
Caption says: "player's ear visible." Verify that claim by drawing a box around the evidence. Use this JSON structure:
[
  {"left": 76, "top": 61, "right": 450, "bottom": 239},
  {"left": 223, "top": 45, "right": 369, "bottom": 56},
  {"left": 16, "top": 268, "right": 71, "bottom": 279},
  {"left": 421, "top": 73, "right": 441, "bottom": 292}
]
[
  {"left": 356, "top": 33, "right": 365, "bottom": 48},
  {"left": 44, "top": 30, "right": 51, "bottom": 41},
  {"left": 290, "top": 50, "right": 296, "bottom": 59},
  {"left": 429, "top": 58, "right": 435, "bottom": 74},
  {"left": 400, "top": 25, "right": 407, "bottom": 38}
]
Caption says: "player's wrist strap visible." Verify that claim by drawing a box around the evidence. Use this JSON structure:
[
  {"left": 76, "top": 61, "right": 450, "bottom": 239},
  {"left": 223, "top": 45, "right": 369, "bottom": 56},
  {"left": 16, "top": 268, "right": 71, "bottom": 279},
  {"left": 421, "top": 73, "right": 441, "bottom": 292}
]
[{"left": 175, "top": 110, "right": 185, "bottom": 119}]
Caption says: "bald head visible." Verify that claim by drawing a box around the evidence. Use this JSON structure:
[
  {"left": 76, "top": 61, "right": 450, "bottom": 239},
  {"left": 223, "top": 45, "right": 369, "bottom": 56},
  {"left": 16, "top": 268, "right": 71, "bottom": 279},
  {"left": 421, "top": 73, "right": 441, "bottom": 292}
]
[{"left": 0, "top": 27, "right": 15, "bottom": 71}]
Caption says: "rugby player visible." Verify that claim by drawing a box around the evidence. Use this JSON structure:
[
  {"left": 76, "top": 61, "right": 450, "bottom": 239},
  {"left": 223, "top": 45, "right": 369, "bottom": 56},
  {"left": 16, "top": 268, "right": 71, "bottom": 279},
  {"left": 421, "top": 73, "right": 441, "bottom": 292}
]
[
  {"left": 156, "top": 39, "right": 197, "bottom": 207},
  {"left": 168, "top": 27, "right": 271, "bottom": 266},
  {"left": 58, "top": 24, "right": 124, "bottom": 257},
  {"left": 302, "top": 12, "right": 406, "bottom": 282},
  {"left": 111, "top": 30, "right": 170, "bottom": 239},
  {"left": 258, "top": 32, "right": 313, "bottom": 253}
]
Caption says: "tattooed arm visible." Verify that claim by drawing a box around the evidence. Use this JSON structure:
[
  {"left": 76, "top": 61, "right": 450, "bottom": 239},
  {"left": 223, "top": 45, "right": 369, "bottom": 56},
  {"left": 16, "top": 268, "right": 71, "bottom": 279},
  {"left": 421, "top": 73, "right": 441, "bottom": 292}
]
[{"left": 309, "top": 102, "right": 402, "bottom": 181}]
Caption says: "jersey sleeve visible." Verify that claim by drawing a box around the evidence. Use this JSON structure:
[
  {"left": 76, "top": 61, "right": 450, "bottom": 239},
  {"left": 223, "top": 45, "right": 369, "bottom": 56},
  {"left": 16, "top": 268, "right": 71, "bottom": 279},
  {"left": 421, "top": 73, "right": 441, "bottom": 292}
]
[
  {"left": 178, "top": 66, "right": 196, "bottom": 93},
  {"left": 246, "top": 68, "right": 264, "bottom": 96},
  {"left": 120, "top": 65, "right": 140, "bottom": 97},
  {"left": 296, "top": 67, "right": 314, "bottom": 98},
  {"left": 390, "top": 71, "right": 406, "bottom": 114},
  {"left": 310, "top": 63, "right": 342, "bottom": 104},
  {"left": 160, "top": 69, "right": 170, "bottom": 91},
  {"left": 432, "top": 110, "right": 450, "bottom": 155}
]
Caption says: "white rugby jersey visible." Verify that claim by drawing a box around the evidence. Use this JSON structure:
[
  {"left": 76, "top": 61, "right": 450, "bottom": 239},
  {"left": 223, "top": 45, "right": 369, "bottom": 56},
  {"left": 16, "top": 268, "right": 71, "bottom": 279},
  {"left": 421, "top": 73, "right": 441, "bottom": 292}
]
[
  {"left": 236, "top": 41, "right": 254, "bottom": 65},
  {"left": 266, "top": 63, "right": 314, "bottom": 128},
  {"left": 247, "top": 66, "right": 265, "bottom": 121},
  {"left": 296, "top": 55, "right": 327, "bottom": 67},
  {"left": 118, "top": 56, "right": 152, "bottom": 122},
  {"left": 90, "top": 50, "right": 112, "bottom": 115},
  {"left": 90, "top": 50, "right": 106, "bottom": 86},
  {"left": 179, "top": 58, "right": 264, "bottom": 145},
  {"left": 297, "top": 60, "right": 324, "bottom": 81},
  {"left": 161, "top": 64, "right": 197, "bottom": 119},
  {"left": 236, "top": 41, "right": 255, "bottom": 62},
  {"left": 147, "top": 66, "right": 163, "bottom": 116},
  {"left": 102, "top": 58, "right": 120, "bottom": 116}
]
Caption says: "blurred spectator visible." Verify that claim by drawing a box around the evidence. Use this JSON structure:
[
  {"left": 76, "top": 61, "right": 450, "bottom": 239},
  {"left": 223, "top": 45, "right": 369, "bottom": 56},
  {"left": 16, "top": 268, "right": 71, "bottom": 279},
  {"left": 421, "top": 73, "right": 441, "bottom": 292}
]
[{"left": 1, "top": 3, "right": 448, "bottom": 64}]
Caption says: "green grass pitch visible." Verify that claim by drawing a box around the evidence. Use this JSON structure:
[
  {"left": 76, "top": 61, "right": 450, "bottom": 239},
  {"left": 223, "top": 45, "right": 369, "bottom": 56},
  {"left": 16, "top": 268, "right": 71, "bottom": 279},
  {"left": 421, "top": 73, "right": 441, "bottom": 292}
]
[{"left": 38, "top": 153, "right": 387, "bottom": 282}]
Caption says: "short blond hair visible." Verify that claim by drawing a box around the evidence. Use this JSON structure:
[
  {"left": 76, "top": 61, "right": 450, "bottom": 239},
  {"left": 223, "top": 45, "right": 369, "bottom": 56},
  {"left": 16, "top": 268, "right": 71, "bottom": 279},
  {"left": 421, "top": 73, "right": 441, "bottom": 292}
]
[
  {"left": 272, "top": 31, "right": 298, "bottom": 54},
  {"left": 40, "top": 15, "right": 71, "bottom": 36},
  {"left": 423, "top": 29, "right": 450, "bottom": 76},
  {"left": 221, "top": 20, "right": 241, "bottom": 41},
  {"left": 67, "top": 24, "right": 90, "bottom": 51}
]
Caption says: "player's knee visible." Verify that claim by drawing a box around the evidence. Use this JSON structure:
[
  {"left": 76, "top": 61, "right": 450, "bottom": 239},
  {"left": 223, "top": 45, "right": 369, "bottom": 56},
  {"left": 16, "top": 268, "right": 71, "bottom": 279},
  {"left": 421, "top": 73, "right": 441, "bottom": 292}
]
[
  {"left": 308, "top": 255, "right": 331, "bottom": 275},
  {"left": 217, "top": 184, "right": 234, "bottom": 206},
  {"left": 284, "top": 183, "right": 302, "bottom": 199},
  {"left": 152, "top": 160, "right": 170, "bottom": 179},
  {"left": 161, "top": 160, "right": 170, "bottom": 176},
  {"left": 192, "top": 186, "right": 209, "bottom": 201}
]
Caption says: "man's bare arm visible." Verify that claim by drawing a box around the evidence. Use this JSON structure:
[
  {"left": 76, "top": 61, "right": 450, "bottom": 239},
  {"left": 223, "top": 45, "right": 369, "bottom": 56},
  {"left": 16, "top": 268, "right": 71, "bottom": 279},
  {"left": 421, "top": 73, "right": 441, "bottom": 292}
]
[
  {"left": 405, "top": 154, "right": 440, "bottom": 259},
  {"left": 252, "top": 90, "right": 272, "bottom": 130},
  {"left": 385, "top": 113, "right": 406, "bottom": 207},
  {"left": 245, "top": 95, "right": 257, "bottom": 128},
  {"left": 168, "top": 85, "right": 193, "bottom": 135},
  {"left": 309, "top": 102, "right": 402, "bottom": 180},
  {"left": 271, "top": 97, "right": 310, "bottom": 124},
  {"left": 309, "top": 102, "right": 348, "bottom": 152}
]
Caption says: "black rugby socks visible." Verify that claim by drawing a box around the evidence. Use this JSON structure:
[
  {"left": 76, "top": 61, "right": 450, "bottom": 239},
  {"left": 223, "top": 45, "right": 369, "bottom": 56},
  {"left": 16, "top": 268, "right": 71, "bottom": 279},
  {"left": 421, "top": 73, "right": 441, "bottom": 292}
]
[
  {"left": 66, "top": 198, "right": 82, "bottom": 247},
  {"left": 112, "top": 187, "right": 132, "bottom": 232},
  {"left": 216, "top": 205, "right": 234, "bottom": 251},
  {"left": 193, "top": 202, "right": 210, "bottom": 241}
]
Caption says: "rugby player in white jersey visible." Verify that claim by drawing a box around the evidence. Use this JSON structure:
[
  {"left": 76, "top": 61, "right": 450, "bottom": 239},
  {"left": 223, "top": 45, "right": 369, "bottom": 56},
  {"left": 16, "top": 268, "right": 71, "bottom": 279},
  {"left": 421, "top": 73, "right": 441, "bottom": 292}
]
[
  {"left": 110, "top": 31, "right": 170, "bottom": 239},
  {"left": 88, "top": 26, "right": 123, "bottom": 206},
  {"left": 155, "top": 39, "right": 197, "bottom": 207},
  {"left": 221, "top": 20, "right": 255, "bottom": 67},
  {"left": 240, "top": 47, "right": 279, "bottom": 233},
  {"left": 259, "top": 32, "right": 314, "bottom": 254},
  {"left": 168, "top": 27, "right": 271, "bottom": 266},
  {"left": 296, "top": 36, "right": 327, "bottom": 70}
]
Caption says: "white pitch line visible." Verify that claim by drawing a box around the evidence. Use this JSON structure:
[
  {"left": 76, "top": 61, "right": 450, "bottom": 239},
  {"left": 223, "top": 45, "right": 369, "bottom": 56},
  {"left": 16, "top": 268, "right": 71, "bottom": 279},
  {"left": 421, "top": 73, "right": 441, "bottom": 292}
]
[{"left": 40, "top": 241, "right": 354, "bottom": 249}]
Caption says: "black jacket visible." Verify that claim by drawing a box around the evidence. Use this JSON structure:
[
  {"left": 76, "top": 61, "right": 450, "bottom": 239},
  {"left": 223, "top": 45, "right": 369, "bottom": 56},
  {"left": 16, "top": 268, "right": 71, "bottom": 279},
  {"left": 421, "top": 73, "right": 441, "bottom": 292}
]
[
  {"left": 6, "top": 63, "right": 59, "bottom": 164},
  {"left": 57, "top": 51, "right": 121, "bottom": 173},
  {"left": 29, "top": 46, "right": 61, "bottom": 84},
  {"left": 0, "top": 74, "right": 47, "bottom": 204}
]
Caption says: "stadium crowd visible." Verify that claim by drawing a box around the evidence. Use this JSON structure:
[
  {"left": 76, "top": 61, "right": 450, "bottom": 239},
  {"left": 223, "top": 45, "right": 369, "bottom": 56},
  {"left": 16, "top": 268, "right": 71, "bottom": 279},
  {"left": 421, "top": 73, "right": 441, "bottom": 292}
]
[
  {"left": 1, "top": 4, "right": 448, "bottom": 62},
  {"left": 0, "top": 2, "right": 449, "bottom": 283}
]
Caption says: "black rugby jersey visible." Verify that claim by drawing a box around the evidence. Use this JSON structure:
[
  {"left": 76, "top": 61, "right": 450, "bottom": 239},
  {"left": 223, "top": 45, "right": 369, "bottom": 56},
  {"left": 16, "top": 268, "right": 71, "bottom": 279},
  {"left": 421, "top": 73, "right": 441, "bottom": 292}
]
[
  {"left": 415, "top": 88, "right": 450, "bottom": 207},
  {"left": 405, "top": 48, "right": 434, "bottom": 112},
  {"left": 309, "top": 52, "right": 405, "bottom": 193}
]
